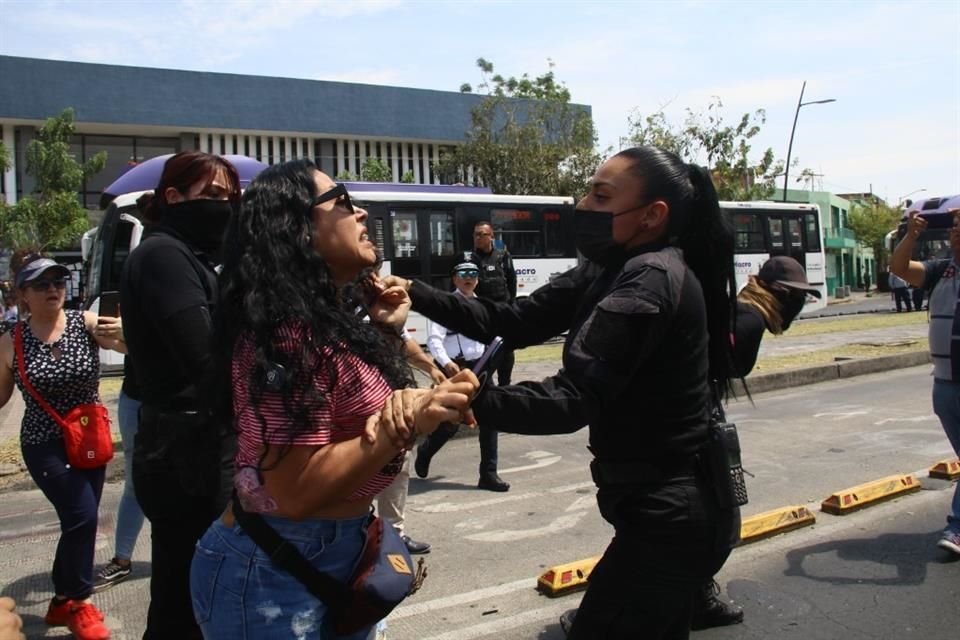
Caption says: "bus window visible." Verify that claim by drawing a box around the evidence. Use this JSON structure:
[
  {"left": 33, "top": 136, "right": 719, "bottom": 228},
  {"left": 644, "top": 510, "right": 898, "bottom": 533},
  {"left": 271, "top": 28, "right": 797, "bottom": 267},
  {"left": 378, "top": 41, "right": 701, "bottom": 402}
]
[
  {"left": 391, "top": 212, "right": 419, "bottom": 258},
  {"left": 492, "top": 208, "right": 542, "bottom": 257},
  {"left": 733, "top": 213, "right": 765, "bottom": 251},
  {"left": 543, "top": 210, "right": 566, "bottom": 257},
  {"left": 787, "top": 218, "right": 803, "bottom": 251},
  {"left": 767, "top": 218, "right": 784, "bottom": 252},
  {"left": 428, "top": 212, "right": 455, "bottom": 257},
  {"left": 804, "top": 214, "right": 821, "bottom": 252}
]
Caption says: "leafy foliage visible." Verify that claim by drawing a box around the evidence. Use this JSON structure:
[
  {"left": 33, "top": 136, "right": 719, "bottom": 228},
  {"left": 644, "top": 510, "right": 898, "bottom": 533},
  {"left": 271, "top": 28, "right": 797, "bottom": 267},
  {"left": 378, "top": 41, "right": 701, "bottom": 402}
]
[
  {"left": 847, "top": 200, "right": 902, "bottom": 272},
  {"left": 335, "top": 169, "right": 358, "bottom": 181},
  {"left": 627, "top": 98, "right": 784, "bottom": 201},
  {"left": 360, "top": 158, "right": 393, "bottom": 182},
  {"left": 0, "top": 108, "right": 106, "bottom": 251},
  {"left": 400, "top": 170, "right": 415, "bottom": 184},
  {"left": 0, "top": 141, "right": 10, "bottom": 174},
  {"left": 438, "top": 58, "right": 601, "bottom": 199}
]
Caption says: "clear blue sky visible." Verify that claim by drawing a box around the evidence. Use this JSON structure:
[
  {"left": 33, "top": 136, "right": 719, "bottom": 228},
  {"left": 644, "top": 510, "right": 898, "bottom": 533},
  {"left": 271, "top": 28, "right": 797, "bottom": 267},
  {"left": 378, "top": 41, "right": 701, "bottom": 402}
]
[{"left": 2, "top": 0, "right": 957, "bottom": 204}]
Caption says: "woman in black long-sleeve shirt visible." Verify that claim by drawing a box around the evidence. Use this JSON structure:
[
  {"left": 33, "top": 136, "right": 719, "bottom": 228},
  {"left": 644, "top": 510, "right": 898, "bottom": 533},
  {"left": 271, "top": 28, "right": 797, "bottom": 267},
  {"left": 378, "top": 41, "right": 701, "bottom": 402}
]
[{"left": 386, "top": 147, "right": 740, "bottom": 639}]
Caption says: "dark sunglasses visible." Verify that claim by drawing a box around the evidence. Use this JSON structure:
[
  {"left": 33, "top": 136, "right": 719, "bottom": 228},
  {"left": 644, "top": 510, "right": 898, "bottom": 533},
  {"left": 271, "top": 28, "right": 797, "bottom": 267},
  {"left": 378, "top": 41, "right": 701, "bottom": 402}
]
[
  {"left": 26, "top": 278, "right": 68, "bottom": 291},
  {"left": 312, "top": 183, "right": 353, "bottom": 213},
  {"left": 456, "top": 270, "right": 479, "bottom": 278}
]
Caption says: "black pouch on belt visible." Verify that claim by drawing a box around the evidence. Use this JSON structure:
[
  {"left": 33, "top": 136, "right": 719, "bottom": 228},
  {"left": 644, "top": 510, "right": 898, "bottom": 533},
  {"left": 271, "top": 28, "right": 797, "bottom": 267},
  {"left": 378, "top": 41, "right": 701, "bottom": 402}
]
[{"left": 703, "top": 419, "right": 749, "bottom": 509}]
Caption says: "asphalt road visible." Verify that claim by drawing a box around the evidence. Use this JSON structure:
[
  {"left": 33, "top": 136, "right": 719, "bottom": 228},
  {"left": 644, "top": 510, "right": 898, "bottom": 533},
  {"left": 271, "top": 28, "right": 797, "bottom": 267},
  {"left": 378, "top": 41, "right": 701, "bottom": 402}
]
[{"left": 1, "top": 365, "right": 957, "bottom": 639}]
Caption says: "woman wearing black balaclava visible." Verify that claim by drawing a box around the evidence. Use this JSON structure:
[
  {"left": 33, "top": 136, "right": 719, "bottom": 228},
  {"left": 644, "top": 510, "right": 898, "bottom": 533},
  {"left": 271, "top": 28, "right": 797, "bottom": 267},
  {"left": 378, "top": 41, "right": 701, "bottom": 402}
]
[
  {"left": 381, "top": 146, "right": 741, "bottom": 639},
  {"left": 119, "top": 151, "right": 240, "bottom": 640}
]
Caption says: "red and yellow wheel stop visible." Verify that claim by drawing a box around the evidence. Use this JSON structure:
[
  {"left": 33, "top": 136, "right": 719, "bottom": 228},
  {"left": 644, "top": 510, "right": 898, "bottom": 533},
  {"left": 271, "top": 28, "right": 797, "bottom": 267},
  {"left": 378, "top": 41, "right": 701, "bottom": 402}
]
[
  {"left": 537, "top": 556, "right": 600, "bottom": 597},
  {"left": 821, "top": 473, "right": 921, "bottom": 515},
  {"left": 929, "top": 458, "right": 960, "bottom": 481}
]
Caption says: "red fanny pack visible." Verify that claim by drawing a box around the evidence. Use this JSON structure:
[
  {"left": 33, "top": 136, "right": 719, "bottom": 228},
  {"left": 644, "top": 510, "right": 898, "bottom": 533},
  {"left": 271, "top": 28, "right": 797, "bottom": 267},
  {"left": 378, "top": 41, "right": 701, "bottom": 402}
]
[{"left": 14, "top": 323, "right": 114, "bottom": 469}]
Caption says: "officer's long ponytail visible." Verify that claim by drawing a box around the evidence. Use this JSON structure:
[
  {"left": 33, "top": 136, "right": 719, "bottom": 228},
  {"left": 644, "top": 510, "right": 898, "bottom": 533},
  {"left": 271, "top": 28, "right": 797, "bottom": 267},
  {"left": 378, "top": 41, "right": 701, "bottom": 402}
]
[{"left": 615, "top": 146, "right": 737, "bottom": 394}]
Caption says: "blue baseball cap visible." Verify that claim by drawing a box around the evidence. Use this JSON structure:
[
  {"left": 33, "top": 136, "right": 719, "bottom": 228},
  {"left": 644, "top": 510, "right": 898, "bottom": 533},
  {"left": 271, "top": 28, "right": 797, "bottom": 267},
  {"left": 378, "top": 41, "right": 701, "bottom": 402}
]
[{"left": 15, "top": 258, "right": 70, "bottom": 288}]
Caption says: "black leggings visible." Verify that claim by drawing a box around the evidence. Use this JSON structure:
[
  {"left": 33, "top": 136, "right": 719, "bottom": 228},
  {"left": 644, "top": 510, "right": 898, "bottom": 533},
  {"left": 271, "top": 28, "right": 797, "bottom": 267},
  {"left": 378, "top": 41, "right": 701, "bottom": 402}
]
[{"left": 23, "top": 439, "right": 105, "bottom": 600}]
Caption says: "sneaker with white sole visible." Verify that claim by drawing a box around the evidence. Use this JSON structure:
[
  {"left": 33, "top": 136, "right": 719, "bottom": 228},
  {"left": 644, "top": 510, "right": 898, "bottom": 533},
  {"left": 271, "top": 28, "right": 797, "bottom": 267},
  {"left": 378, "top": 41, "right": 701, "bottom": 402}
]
[
  {"left": 94, "top": 558, "right": 132, "bottom": 592},
  {"left": 937, "top": 530, "right": 960, "bottom": 555}
]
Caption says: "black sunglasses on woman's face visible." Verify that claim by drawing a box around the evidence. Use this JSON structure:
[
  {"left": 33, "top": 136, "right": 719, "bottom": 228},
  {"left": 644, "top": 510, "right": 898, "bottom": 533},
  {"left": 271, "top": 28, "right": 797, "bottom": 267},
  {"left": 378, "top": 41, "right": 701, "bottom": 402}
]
[
  {"left": 311, "top": 184, "right": 353, "bottom": 213},
  {"left": 26, "top": 278, "right": 68, "bottom": 292}
]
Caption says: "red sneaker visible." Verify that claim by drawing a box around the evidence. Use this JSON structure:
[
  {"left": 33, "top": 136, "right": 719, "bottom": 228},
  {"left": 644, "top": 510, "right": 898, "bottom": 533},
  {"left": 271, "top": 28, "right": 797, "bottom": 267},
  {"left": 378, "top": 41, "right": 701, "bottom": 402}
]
[
  {"left": 67, "top": 601, "right": 110, "bottom": 640},
  {"left": 45, "top": 598, "right": 73, "bottom": 626}
]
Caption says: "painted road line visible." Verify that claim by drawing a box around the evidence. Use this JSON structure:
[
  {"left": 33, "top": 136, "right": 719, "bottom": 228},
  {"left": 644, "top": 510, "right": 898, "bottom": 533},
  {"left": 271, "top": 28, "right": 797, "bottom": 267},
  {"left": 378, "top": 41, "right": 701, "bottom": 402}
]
[
  {"left": 465, "top": 512, "right": 590, "bottom": 542},
  {"left": 390, "top": 578, "right": 534, "bottom": 620},
  {"left": 413, "top": 481, "right": 594, "bottom": 514},
  {"left": 821, "top": 473, "right": 922, "bottom": 515},
  {"left": 739, "top": 505, "right": 816, "bottom": 544},
  {"left": 928, "top": 458, "right": 960, "bottom": 480},
  {"left": 419, "top": 599, "right": 576, "bottom": 640},
  {"left": 497, "top": 450, "right": 562, "bottom": 475}
]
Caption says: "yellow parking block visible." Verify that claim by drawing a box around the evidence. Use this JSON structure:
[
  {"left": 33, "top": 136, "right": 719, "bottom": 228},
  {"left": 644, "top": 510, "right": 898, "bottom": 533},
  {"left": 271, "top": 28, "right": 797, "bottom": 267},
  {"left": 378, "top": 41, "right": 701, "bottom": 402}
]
[
  {"left": 928, "top": 458, "right": 960, "bottom": 481},
  {"left": 821, "top": 474, "right": 921, "bottom": 515},
  {"left": 739, "top": 505, "right": 816, "bottom": 544},
  {"left": 536, "top": 556, "right": 600, "bottom": 597}
]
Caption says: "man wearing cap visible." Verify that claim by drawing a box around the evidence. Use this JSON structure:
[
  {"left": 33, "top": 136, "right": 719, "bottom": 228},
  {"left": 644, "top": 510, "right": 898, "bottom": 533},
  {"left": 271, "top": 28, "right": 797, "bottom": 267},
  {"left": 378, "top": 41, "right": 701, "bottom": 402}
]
[
  {"left": 415, "top": 262, "right": 510, "bottom": 492},
  {"left": 690, "top": 255, "right": 822, "bottom": 631},
  {"left": 891, "top": 209, "right": 960, "bottom": 557}
]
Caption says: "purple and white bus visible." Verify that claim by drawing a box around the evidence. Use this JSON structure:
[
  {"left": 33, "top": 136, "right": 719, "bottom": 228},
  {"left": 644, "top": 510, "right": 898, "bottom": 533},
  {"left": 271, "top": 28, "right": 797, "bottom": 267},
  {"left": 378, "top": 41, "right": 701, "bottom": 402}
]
[{"left": 83, "top": 180, "right": 577, "bottom": 365}]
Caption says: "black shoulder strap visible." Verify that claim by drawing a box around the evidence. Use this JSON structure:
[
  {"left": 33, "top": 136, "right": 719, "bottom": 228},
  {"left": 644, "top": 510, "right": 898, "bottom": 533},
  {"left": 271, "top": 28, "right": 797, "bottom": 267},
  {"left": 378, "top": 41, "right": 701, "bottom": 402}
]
[{"left": 231, "top": 497, "right": 350, "bottom": 609}]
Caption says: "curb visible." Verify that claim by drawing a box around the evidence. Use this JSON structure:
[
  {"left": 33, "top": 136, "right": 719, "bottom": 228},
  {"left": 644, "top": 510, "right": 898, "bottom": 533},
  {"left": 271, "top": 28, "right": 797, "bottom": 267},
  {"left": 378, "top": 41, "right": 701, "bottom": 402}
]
[{"left": 733, "top": 350, "right": 931, "bottom": 396}]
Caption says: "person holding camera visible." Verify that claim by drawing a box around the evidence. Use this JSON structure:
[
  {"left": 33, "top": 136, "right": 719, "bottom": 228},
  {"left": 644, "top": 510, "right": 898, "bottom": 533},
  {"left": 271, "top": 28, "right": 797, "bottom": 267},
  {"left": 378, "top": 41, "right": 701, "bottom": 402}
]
[
  {"left": 891, "top": 208, "right": 960, "bottom": 556},
  {"left": 415, "top": 262, "right": 510, "bottom": 492}
]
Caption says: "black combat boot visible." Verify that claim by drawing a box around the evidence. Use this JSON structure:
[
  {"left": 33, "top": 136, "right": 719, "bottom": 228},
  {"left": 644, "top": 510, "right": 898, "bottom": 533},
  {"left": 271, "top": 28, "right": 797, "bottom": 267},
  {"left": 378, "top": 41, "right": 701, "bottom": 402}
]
[{"left": 690, "top": 580, "right": 743, "bottom": 630}]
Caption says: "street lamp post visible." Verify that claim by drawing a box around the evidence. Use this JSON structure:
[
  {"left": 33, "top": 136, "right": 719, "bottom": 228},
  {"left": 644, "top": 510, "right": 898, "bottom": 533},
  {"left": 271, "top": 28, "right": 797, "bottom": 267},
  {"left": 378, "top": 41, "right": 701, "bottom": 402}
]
[
  {"left": 782, "top": 81, "right": 836, "bottom": 202},
  {"left": 898, "top": 188, "right": 927, "bottom": 207}
]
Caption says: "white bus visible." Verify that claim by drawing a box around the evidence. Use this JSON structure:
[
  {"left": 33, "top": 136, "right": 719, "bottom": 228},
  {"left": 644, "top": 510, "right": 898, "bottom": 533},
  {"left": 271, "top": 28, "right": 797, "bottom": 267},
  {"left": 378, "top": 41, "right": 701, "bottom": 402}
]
[
  {"left": 724, "top": 200, "right": 827, "bottom": 311},
  {"left": 82, "top": 183, "right": 577, "bottom": 367}
]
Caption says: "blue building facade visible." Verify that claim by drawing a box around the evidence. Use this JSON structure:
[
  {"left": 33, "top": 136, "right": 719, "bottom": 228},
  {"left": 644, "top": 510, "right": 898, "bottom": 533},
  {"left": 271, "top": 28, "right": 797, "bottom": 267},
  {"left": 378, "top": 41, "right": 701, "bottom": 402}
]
[{"left": 0, "top": 56, "right": 590, "bottom": 208}]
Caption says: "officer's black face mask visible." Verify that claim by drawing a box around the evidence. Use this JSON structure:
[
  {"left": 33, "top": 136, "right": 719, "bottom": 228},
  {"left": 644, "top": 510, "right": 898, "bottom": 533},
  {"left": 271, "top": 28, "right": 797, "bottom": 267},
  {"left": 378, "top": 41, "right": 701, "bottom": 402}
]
[
  {"left": 574, "top": 205, "right": 647, "bottom": 267},
  {"left": 162, "top": 199, "right": 234, "bottom": 259}
]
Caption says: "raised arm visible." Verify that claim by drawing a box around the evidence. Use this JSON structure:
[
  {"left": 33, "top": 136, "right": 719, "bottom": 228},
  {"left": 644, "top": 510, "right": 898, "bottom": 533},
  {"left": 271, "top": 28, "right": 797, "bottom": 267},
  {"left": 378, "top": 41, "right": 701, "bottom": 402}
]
[
  {"left": 890, "top": 212, "right": 929, "bottom": 288},
  {"left": 385, "top": 262, "right": 600, "bottom": 348}
]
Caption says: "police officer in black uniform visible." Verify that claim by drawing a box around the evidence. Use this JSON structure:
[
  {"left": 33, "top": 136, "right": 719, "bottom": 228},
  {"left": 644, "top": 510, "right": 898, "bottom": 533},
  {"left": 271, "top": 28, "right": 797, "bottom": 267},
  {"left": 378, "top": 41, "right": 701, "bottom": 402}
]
[
  {"left": 386, "top": 146, "right": 740, "bottom": 639},
  {"left": 467, "top": 221, "right": 517, "bottom": 385}
]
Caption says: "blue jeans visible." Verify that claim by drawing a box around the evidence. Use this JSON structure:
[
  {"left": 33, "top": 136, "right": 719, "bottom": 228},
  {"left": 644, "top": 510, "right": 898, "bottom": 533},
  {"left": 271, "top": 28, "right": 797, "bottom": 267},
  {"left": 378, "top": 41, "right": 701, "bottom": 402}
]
[
  {"left": 114, "top": 390, "right": 145, "bottom": 560},
  {"left": 190, "top": 512, "right": 376, "bottom": 640},
  {"left": 22, "top": 439, "right": 105, "bottom": 600},
  {"left": 932, "top": 380, "right": 960, "bottom": 534}
]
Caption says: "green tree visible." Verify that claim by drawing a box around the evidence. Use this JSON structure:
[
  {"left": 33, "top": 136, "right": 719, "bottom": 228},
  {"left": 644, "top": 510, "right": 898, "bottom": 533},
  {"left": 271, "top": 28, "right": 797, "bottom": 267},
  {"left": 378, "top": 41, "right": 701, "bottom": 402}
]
[
  {"left": 399, "top": 170, "right": 415, "bottom": 184},
  {"left": 0, "top": 108, "right": 106, "bottom": 251},
  {"left": 437, "top": 58, "right": 601, "bottom": 198},
  {"left": 627, "top": 98, "right": 784, "bottom": 201},
  {"left": 0, "top": 141, "right": 10, "bottom": 174},
  {"left": 847, "top": 200, "right": 902, "bottom": 284},
  {"left": 335, "top": 169, "right": 358, "bottom": 181},
  {"left": 360, "top": 158, "right": 393, "bottom": 182}
]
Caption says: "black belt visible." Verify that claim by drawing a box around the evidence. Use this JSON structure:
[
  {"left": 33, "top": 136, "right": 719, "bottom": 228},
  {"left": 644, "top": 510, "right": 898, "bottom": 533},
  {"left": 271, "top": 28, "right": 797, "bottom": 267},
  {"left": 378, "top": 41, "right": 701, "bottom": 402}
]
[{"left": 590, "top": 457, "right": 699, "bottom": 486}]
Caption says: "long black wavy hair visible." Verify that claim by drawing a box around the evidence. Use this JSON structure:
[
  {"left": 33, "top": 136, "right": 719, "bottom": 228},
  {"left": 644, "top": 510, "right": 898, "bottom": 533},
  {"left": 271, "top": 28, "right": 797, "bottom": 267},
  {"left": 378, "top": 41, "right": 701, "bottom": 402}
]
[
  {"left": 212, "top": 159, "right": 413, "bottom": 467},
  {"left": 616, "top": 146, "right": 738, "bottom": 393}
]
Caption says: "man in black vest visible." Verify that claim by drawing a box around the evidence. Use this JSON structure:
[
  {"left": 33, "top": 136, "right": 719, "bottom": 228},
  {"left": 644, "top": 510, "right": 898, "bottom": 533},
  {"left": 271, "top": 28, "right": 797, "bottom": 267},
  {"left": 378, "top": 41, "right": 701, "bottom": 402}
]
[{"left": 467, "top": 221, "right": 517, "bottom": 386}]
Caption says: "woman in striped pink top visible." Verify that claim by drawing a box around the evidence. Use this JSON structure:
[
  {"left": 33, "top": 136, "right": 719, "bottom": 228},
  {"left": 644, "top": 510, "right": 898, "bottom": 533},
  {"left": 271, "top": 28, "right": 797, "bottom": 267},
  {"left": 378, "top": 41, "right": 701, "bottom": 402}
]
[{"left": 189, "top": 160, "right": 478, "bottom": 639}]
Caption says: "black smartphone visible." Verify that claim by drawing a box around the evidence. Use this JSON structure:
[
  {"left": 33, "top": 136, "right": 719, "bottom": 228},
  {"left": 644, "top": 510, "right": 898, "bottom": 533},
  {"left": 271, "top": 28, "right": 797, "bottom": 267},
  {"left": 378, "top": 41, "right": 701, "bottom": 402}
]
[
  {"left": 470, "top": 337, "right": 505, "bottom": 390},
  {"left": 99, "top": 291, "right": 120, "bottom": 319}
]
